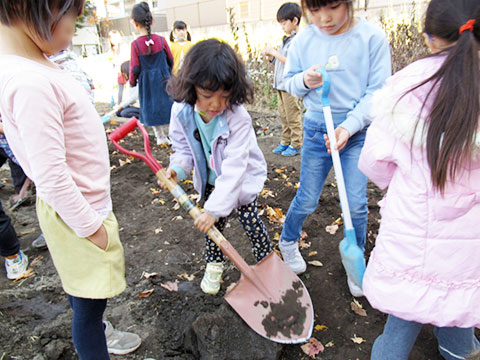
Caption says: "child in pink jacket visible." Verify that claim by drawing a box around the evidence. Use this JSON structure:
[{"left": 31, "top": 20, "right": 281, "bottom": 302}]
[
  {"left": 0, "top": 1, "right": 140, "bottom": 357},
  {"left": 358, "top": 0, "right": 480, "bottom": 359},
  {"left": 159, "top": 39, "right": 272, "bottom": 295}
]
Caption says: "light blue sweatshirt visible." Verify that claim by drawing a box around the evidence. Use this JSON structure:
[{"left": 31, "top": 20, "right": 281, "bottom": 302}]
[{"left": 283, "top": 18, "right": 391, "bottom": 136}]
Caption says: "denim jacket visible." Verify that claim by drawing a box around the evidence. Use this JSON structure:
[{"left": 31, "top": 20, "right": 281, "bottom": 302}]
[{"left": 168, "top": 102, "right": 267, "bottom": 218}]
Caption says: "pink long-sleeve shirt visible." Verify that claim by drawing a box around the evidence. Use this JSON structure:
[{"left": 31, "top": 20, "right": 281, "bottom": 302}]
[{"left": 0, "top": 55, "right": 112, "bottom": 238}]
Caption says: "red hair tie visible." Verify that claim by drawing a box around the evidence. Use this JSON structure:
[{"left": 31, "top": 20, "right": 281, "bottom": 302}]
[{"left": 459, "top": 19, "right": 475, "bottom": 34}]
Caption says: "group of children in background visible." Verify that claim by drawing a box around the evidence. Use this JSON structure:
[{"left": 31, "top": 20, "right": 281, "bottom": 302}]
[{"left": 0, "top": 0, "right": 479, "bottom": 359}]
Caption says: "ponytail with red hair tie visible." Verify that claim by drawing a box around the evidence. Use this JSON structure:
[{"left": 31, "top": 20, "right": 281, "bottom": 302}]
[{"left": 459, "top": 19, "right": 475, "bottom": 34}]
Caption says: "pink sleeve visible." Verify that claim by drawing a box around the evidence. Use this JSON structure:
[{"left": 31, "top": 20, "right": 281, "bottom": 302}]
[
  {"left": 7, "top": 75, "right": 103, "bottom": 237},
  {"left": 358, "top": 119, "right": 398, "bottom": 190}
]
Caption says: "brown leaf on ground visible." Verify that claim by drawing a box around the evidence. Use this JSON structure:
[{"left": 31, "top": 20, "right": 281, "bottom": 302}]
[
  {"left": 142, "top": 272, "right": 159, "bottom": 279},
  {"left": 300, "top": 337, "right": 325, "bottom": 358},
  {"left": 138, "top": 289, "right": 154, "bottom": 298},
  {"left": 30, "top": 256, "right": 44, "bottom": 267},
  {"left": 325, "top": 224, "right": 339, "bottom": 235},
  {"left": 351, "top": 299, "right": 367, "bottom": 317},
  {"left": 13, "top": 268, "right": 35, "bottom": 282},
  {"left": 308, "top": 260, "right": 323, "bottom": 267},
  {"left": 308, "top": 251, "right": 318, "bottom": 257},
  {"left": 160, "top": 280, "right": 179, "bottom": 292},
  {"left": 299, "top": 239, "right": 311, "bottom": 249},
  {"left": 177, "top": 273, "right": 195, "bottom": 281}
]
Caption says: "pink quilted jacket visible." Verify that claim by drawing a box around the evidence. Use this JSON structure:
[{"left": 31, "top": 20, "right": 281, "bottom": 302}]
[{"left": 359, "top": 55, "right": 480, "bottom": 328}]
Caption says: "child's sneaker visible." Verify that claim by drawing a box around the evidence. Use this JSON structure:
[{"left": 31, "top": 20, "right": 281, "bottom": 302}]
[
  {"left": 281, "top": 146, "right": 301, "bottom": 157},
  {"left": 347, "top": 276, "right": 364, "bottom": 297},
  {"left": 156, "top": 134, "right": 172, "bottom": 146},
  {"left": 32, "top": 234, "right": 47, "bottom": 249},
  {"left": 5, "top": 250, "right": 28, "bottom": 280},
  {"left": 272, "top": 144, "right": 289, "bottom": 154},
  {"left": 200, "top": 262, "right": 224, "bottom": 295},
  {"left": 279, "top": 240, "right": 306, "bottom": 274},
  {"left": 104, "top": 320, "right": 141, "bottom": 355}
]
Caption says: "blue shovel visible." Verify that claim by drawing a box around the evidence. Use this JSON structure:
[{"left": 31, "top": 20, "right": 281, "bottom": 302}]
[{"left": 316, "top": 68, "right": 366, "bottom": 288}]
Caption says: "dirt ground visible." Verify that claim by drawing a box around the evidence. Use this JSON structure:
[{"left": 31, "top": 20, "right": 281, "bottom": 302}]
[{"left": 0, "top": 106, "right": 475, "bottom": 360}]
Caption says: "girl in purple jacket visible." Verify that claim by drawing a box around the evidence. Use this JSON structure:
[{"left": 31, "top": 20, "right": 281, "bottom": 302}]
[
  {"left": 359, "top": 0, "right": 480, "bottom": 358},
  {"left": 160, "top": 39, "right": 272, "bottom": 295}
]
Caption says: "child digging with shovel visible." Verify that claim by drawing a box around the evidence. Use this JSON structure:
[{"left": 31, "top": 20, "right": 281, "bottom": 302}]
[{"left": 159, "top": 39, "right": 273, "bottom": 295}]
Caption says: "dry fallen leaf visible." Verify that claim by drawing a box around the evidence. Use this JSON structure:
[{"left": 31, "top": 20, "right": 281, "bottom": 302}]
[
  {"left": 30, "top": 256, "right": 44, "bottom": 267},
  {"left": 308, "top": 260, "right": 323, "bottom": 267},
  {"left": 300, "top": 231, "right": 308, "bottom": 240},
  {"left": 325, "top": 224, "right": 339, "bottom": 235},
  {"left": 172, "top": 202, "right": 181, "bottom": 211},
  {"left": 274, "top": 168, "right": 285, "bottom": 174},
  {"left": 150, "top": 187, "right": 161, "bottom": 195},
  {"left": 265, "top": 206, "right": 285, "bottom": 224},
  {"left": 138, "top": 289, "right": 154, "bottom": 298},
  {"left": 273, "top": 233, "right": 280, "bottom": 241},
  {"left": 300, "top": 337, "right": 325, "bottom": 358},
  {"left": 314, "top": 324, "right": 328, "bottom": 332},
  {"left": 299, "top": 239, "right": 311, "bottom": 249},
  {"left": 260, "top": 188, "right": 275, "bottom": 198},
  {"left": 171, "top": 215, "right": 183, "bottom": 221},
  {"left": 350, "top": 334, "right": 366, "bottom": 344},
  {"left": 154, "top": 227, "right": 163, "bottom": 234},
  {"left": 142, "top": 272, "right": 159, "bottom": 279},
  {"left": 13, "top": 268, "right": 35, "bottom": 282},
  {"left": 160, "top": 280, "right": 179, "bottom": 292},
  {"left": 183, "top": 180, "right": 193, "bottom": 185},
  {"left": 177, "top": 273, "right": 195, "bottom": 281},
  {"left": 325, "top": 341, "right": 334, "bottom": 347},
  {"left": 351, "top": 299, "right": 367, "bottom": 317},
  {"left": 308, "top": 251, "right": 318, "bottom": 257}
]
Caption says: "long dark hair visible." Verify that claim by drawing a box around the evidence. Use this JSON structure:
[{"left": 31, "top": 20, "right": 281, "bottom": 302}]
[
  {"left": 405, "top": 0, "right": 480, "bottom": 192},
  {"left": 0, "top": 0, "right": 85, "bottom": 41},
  {"left": 131, "top": 1, "right": 153, "bottom": 55},
  {"left": 169, "top": 20, "right": 191, "bottom": 42},
  {"left": 167, "top": 39, "right": 253, "bottom": 107}
]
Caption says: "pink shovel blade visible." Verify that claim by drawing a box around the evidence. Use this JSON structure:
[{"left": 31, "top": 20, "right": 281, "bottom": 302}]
[{"left": 224, "top": 252, "right": 314, "bottom": 344}]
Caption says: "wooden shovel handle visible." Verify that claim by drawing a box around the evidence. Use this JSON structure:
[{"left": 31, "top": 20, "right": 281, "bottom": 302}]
[{"left": 155, "top": 168, "right": 251, "bottom": 274}]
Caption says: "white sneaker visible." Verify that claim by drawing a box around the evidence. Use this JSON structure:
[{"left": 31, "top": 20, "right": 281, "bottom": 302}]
[
  {"left": 200, "top": 262, "right": 224, "bottom": 295},
  {"left": 104, "top": 320, "right": 141, "bottom": 355},
  {"left": 279, "top": 241, "right": 306, "bottom": 274},
  {"left": 156, "top": 134, "right": 171, "bottom": 146},
  {"left": 5, "top": 250, "right": 28, "bottom": 280},
  {"left": 347, "top": 276, "right": 364, "bottom": 297}
]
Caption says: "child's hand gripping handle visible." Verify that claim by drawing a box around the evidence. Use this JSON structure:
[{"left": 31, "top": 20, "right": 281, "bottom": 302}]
[
  {"left": 108, "top": 118, "right": 229, "bottom": 251},
  {"left": 316, "top": 68, "right": 353, "bottom": 231}
]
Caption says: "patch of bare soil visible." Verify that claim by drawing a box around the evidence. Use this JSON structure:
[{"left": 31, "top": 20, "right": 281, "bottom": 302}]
[{"left": 0, "top": 106, "right": 475, "bottom": 359}]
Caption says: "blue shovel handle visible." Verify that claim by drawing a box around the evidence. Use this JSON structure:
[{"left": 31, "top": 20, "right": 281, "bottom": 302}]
[
  {"left": 315, "top": 68, "right": 366, "bottom": 288},
  {"left": 316, "top": 68, "right": 331, "bottom": 106}
]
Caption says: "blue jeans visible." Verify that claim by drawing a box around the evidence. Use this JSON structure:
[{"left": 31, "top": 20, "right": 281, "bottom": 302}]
[
  {"left": 372, "top": 314, "right": 480, "bottom": 360},
  {"left": 67, "top": 295, "right": 109, "bottom": 360},
  {"left": 281, "top": 117, "right": 368, "bottom": 250}
]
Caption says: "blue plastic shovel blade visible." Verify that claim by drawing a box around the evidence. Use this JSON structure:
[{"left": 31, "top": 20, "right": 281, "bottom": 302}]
[{"left": 338, "top": 229, "right": 365, "bottom": 288}]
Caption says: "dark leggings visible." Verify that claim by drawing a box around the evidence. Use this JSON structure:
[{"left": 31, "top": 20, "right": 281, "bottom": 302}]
[
  {"left": 0, "top": 200, "right": 19, "bottom": 257},
  {"left": 67, "top": 295, "right": 109, "bottom": 360},
  {"left": 203, "top": 185, "right": 272, "bottom": 263}
]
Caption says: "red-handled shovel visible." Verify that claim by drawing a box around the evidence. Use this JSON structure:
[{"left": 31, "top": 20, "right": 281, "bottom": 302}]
[{"left": 109, "top": 117, "right": 314, "bottom": 344}]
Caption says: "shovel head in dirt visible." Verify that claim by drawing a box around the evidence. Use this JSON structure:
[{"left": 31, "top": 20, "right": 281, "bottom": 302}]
[
  {"left": 224, "top": 251, "right": 314, "bottom": 344},
  {"left": 109, "top": 117, "right": 314, "bottom": 344},
  {"left": 339, "top": 229, "right": 365, "bottom": 288}
]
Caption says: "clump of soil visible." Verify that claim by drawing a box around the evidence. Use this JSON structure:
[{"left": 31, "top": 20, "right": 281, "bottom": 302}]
[{"left": 261, "top": 280, "right": 308, "bottom": 339}]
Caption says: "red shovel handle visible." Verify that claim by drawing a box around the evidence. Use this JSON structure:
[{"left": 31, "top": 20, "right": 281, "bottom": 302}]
[
  {"left": 108, "top": 118, "right": 252, "bottom": 277},
  {"left": 108, "top": 117, "right": 161, "bottom": 173}
]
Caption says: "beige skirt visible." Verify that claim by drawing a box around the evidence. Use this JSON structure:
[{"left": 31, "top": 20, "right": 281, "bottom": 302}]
[{"left": 36, "top": 198, "right": 126, "bottom": 299}]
